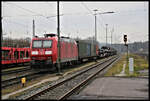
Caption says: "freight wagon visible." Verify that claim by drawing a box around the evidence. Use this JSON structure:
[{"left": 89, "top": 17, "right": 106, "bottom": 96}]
[
  {"left": 76, "top": 39, "right": 99, "bottom": 62},
  {"left": 2, "top": 47, "right": 30, "bottom": 68}
]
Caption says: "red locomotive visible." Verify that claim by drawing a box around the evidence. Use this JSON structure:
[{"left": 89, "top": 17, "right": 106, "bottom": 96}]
[
  {"left": 2, "top": 47, "right": 30, "bottom": 67},
  {"left": 30, "top": 34, "right": 78, "bottom": 69}
]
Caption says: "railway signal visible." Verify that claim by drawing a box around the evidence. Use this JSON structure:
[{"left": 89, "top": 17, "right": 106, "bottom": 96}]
[
  {"left": 123, "top": 34, "right": 128, "bottom": 63},
  {"left": 124, "top": 35, "right": 127, "bottom": 45}
]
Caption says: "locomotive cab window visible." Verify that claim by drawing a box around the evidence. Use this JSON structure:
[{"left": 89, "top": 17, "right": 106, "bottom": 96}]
[
  {"left": 32, "top": 40, "right": 52, "bottom": 48},
  {"left": 43, "top": 40, "right": 52, "bottom": 48},
  {"left": 33, "top": 40, "right": 42, "bottom": 48}
]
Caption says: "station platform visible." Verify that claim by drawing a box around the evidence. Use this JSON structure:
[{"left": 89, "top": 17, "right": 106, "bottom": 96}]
[{"left": 69, "top": 76, "right": 149, "bottom": 100}]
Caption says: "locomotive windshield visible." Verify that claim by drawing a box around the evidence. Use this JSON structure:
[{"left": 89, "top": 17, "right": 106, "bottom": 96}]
[
  {"left": 33, "top": 40, "right": 42, "bottom": 48},
  {"left": 43, "top": 40, "right": 52, "bottom": 48},
  {"left": 32, "top": 40, "right": 52, "bottom": 48}
]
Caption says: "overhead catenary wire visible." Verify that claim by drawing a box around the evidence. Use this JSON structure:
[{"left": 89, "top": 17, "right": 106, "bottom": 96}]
[
  {"left": 3, "top": 3, "right": 58, "bottom": 36},
  {"left": 4, "top": 2, "right": 57, "bottom": 22},
  {"left": 81, "top": 2, "right": 107, "bottom": 31},
  {"left": 5, "top": 3, "right": 44, "bottom": 17},
  {"left": 81, "top": 2, "right": 94, "bottom": 15},
  {"left": 3, "top": 19, "right": 28, "bottom": 28},
  {"left": 4, "top": 2, "right": 100, "bottom": 27},
  {"left": 3, "top": 17, "right": 42, "bottom": 33},
  {"left": 3, "top": 2, "right": 109, "bottom": 38}
]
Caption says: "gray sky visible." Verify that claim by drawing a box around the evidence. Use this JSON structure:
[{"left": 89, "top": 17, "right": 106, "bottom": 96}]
[{"left": 2, "top": 1, "right": 149, "bottom": 44}]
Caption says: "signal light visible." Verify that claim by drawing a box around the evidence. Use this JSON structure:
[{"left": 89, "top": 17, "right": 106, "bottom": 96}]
[{"left": 124, "top": 35, "right": 127, "bottom": 42}]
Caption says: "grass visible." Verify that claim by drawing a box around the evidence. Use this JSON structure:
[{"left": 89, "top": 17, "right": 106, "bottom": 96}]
[
  {"left": 104, "top": 53, "right": 149, "bottom": 77},
  {"left": 125, "top": 53, "right": 149, "bottom": 77},
  {"left": 104, "top": 54, "right": 126, "bottom": 76}
]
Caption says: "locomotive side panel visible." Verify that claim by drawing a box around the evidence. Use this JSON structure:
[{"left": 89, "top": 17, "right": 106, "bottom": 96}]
[{"left": 59, "top": 38, "right": 78, "bottom": 63}]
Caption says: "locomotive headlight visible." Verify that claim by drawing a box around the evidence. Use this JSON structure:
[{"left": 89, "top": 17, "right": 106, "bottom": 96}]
[
  {"left": 45, "top": 51, "right": 52, "bottom": 55},
  {"left": 32, "top": 51, "right": 38, "bottom": 55}
]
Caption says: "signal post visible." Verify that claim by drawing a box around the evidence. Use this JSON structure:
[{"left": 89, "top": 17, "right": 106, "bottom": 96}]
[{"left": 124, "top": 34, "right": 128, "bottom": 62}]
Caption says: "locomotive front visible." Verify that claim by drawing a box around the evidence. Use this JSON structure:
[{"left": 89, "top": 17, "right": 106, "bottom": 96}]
[{"left": 30, "top": 34, "right": 57, "bottom": 68}]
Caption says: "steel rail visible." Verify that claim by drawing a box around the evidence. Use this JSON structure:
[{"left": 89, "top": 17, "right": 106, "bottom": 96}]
[
  {"left": 2, "top": 71, "right": 43, "bottom": 88},
  {"left": 2, "top": 66, "right": 31, "bottom": 75},
  {"left": 2, "top": 63, "right": 30, "bottom": 70},
  {"left": 59, "top": 56, "right": 118, "bottom": 100},
  {"left": 23, "top": 55, "right": 119, "bottom": 100}
]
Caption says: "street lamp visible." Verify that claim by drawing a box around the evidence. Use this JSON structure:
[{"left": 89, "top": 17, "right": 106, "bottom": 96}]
[
  {"left": 93, "top": 9, "right": 98, "bottom": 41},
  {"left": 106, "top": 24, "right": 108, "bottom": 46},
  {"left": 93, "top": 10, "right": 115, "bottom": 43},
  {"left": 98, "top": 11, "right": 115, "bottom": 15}
]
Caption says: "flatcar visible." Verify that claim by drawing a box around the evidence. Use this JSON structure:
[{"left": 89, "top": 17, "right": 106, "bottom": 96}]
[
  {"left": 100, "top": 46, "right": 117, "bottom": 57},
  {"left": 1, "top": 47, "right": 30, "bottom": 67},
  {"left": 98, "top": 48, "right": 105, "bottom": 58}
]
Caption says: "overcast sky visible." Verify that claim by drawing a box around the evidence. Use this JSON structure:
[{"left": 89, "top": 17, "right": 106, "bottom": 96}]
[{"left": 2, "top": 1, "right": 149, "bottom": 44}]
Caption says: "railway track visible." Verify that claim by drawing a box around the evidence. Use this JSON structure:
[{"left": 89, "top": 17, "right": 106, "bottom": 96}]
[
  {"left": 2, "top": 69, "right": 50, "bottom": 88},
  {"left": 1, "top": 57, "right": 104, "bottom": 89},
  {"left": 2, "top": 63, "right": 30, "bottom": 70},
  {"left": 13, "top": 55, "right": 119, "bottom": 100},
  {"left": 2, "top": 66, "right": 31, "bottom": 76}
]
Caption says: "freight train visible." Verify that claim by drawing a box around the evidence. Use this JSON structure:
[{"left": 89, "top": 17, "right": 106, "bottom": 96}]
[
  {"left": 1, "top": 34, "right": 117, "bottom": 69},
  {"left": 30, "top": 33, "right": 117, "bottom": 70}
]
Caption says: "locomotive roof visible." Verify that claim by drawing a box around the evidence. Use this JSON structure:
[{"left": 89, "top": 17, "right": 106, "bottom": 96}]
[
  {"left": 32, "top": 36, "right": 76, "bottom": 44},
  {"left": 60, "top": 37, "right": 76, "bottom": 43}
]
